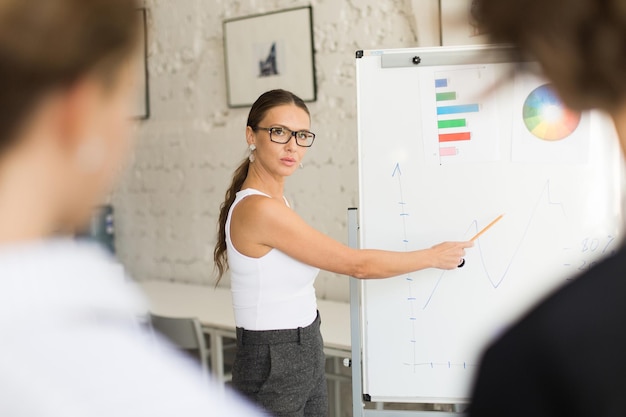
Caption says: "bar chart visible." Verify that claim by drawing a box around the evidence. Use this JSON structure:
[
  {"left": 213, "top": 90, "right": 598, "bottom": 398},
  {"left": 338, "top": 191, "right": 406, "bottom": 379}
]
[{"left": 430, "top": 66, "right": 499, "bottom": 164}]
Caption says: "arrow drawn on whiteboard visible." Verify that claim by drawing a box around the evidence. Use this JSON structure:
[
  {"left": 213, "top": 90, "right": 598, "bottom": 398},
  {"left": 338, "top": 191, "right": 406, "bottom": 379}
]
[
  {"left": 392, "top": 162, "right": 402, "bottom": 178},
  {"left": 392, "top": 163, "right": 411, "bottom": 253},
  {"left": 422, "top": 180, "right": 565, "bottom": 309}
]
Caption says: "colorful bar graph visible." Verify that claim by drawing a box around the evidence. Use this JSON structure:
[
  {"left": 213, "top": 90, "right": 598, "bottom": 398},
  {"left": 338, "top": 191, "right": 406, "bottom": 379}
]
[
  {"left": 439, "top": 147, "right": 458, "bottom": 157},
  {"left": 436, "top": 92, "right": 457, "bottom": 101},
  {"left": 439, "top": 132, "right": 471, "bottom": 142},
  {"left": 437, "top": 104, "right": 480, "bottom": 115},
  {"left": 438, "top": 119, "right": 467, "bottom": 129},
  {"left": 435, "top": 78, "right": 448, "bottom": 88}
]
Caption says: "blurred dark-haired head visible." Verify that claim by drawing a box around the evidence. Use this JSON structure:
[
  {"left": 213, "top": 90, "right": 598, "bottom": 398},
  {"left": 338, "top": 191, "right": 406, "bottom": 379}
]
[
  {"left": 0, "top": 0, "right": 140, "bottom": 150},
  {"left": 476, "top": 0, "right": 626, "bottom": 111},
  {"left": 0, "top": 0, "right": 141, "bottom": 235}
]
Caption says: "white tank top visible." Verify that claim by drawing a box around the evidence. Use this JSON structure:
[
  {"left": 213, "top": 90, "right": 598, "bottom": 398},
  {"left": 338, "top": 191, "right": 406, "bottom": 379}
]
[{"left": 225, "top": 188, "right": 319, "bottom": 330}]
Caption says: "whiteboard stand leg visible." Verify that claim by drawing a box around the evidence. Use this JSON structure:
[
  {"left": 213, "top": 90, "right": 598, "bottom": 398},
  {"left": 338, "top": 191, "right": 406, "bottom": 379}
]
[
  {"left": 334, "top": 356, "right": 341, "bottom": 417},
  {"left": 348, "top": 208, "right": 365, "bottom": 417}
]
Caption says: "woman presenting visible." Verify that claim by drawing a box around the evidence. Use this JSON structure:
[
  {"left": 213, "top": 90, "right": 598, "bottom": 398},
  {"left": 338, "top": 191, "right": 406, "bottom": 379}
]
[{"left": 214, "top": 89, "right": 472, "bottom": 416}]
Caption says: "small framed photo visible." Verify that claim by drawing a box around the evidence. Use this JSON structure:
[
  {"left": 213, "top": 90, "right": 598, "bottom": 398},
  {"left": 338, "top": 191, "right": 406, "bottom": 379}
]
[
  {"left": 223, "top": 6, "right": 317, "bottom": 108},
  {"left": 132, "top": 8, "right": 150, "bottom": 119},
  {"left": 440, "top": 0, "right": 490, "bottom": 46}
]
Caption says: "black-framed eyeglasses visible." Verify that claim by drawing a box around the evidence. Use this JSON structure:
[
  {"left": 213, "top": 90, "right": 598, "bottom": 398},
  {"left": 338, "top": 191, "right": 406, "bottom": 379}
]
[{"left": 253, "top": 126, "right": 316, "bottom": 147}]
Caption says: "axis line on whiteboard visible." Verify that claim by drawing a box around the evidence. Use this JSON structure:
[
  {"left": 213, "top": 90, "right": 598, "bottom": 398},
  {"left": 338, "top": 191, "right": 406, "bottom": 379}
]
[
  {"left": 402, "top": 360, "right": 478, "bottom": 369},
  {"left": 392, "top": 163, "right": 411, "bottom": 253},
  {"left": 392, "top": 162, "right": 419, "bottom": 370}
]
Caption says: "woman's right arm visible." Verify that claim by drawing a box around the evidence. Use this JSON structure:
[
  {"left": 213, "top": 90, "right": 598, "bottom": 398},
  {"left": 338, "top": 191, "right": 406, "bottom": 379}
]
[{"left": 232, "top": 196, "right": 473, "bottom": 279}]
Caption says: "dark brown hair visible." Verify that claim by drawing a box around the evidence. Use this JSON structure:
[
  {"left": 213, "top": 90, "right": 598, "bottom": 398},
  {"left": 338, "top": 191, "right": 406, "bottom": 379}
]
[
  {"left": 476, "top": 0, "right": 626, "bottom": 111},
  {"left": 213, "top": 89, "right": 310, "bottom": 283},
  {"left": 0, "top": 0, "right": 140, "bottom": 151}
]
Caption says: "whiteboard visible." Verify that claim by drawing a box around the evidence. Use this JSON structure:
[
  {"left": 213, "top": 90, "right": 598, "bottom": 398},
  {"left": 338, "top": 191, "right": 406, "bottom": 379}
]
[{"left": 356, "top": 45, "right": 625, "bottom": 403}]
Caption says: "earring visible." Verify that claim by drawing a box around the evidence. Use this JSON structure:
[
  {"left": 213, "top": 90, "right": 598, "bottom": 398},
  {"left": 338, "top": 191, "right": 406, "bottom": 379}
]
[{"left": 248, "top": 144, "right": 256, "bottom": 163}]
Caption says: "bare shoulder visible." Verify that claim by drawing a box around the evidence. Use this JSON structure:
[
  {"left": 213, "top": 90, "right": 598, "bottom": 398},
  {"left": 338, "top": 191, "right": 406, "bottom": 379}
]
[
  {"left": 230, "top": 194, "right": 300, "bottom": 255},
  {"left": 232, "top": 194, "right": 293, "bottom": 226}
]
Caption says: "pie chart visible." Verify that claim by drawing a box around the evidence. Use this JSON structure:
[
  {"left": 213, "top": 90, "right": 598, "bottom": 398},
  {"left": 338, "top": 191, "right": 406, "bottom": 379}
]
[{"left": 522, "top": 84, "right": 581, "bottom": 141}]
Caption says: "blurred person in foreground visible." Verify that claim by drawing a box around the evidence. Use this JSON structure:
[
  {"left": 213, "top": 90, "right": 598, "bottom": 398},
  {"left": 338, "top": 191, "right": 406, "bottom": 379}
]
[
  {"left": 0, "top": 1, "right": 263, "bottom": 415},
  {"left": 469, "top": 1, "right": 626, "bottom": 416}
]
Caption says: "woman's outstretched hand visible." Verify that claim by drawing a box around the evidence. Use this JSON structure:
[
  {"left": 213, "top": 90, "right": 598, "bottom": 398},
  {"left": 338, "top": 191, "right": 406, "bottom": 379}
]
[{"left": 429, "top": 241, "right": 474, "bottom": 270}]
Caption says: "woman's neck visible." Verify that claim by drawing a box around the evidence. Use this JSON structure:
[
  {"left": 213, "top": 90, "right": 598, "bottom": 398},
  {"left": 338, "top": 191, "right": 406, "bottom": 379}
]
[
  {"left": 0, "top": 145, "right": 61, "bottom": 245},
  {"left": 242, "top": 163, "right": 286, "bottom": 200}
]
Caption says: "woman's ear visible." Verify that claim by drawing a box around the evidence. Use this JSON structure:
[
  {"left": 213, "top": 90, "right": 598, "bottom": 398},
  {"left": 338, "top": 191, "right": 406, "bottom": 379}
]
[
  {"left": 245, "top": 125, "right": 256, "bottom": 147},
  {"left": 54, "top": 77, "right": 105, "bottom": 159}
]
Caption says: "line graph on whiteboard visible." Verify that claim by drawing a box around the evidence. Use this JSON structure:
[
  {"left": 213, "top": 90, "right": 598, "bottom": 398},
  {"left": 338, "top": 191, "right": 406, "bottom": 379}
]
[
  {"left": 390, "top": 162, "right": 619, "bottom": 371},
  {"left": 422, "top": 180, "right": 564, "bottom": 309}
]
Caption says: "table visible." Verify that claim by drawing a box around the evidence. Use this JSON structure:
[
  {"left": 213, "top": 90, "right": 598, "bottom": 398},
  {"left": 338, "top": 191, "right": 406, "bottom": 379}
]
[{"left": 138, "top": 280, "right": 352, "bottom": 378}]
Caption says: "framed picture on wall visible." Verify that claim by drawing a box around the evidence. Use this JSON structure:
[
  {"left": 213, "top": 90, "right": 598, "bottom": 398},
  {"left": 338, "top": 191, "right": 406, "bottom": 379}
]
[
  {"left": 223, "top": 6, "right": 317, "bottom": 108},
  {"left": 440, "top": 0, "right": 490, "bottom": 46},
  {"left": 132, "top": 8, "right": 150, "bottom": 119}
]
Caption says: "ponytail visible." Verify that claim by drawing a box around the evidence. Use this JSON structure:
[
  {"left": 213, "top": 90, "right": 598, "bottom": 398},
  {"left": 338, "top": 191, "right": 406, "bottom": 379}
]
[{"left": 213, "top": 157, "right": 250, "bottom": 283}]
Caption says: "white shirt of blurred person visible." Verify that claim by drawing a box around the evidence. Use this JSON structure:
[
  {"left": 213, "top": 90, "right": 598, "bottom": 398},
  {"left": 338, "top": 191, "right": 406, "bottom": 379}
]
[{"left": 0, "top": 239, "right": 267, "bottom": 416}]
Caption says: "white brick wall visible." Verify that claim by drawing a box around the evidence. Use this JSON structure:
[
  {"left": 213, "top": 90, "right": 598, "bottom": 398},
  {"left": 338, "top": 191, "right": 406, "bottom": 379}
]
[{"left": 113, "top": 0, "right": 439, "bottom": 302}]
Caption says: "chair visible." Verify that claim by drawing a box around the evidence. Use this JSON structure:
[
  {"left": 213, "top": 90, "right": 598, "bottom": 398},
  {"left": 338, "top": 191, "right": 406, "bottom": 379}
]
[{"left": 149, "top": 313, "right": 209, "bottom": 377}]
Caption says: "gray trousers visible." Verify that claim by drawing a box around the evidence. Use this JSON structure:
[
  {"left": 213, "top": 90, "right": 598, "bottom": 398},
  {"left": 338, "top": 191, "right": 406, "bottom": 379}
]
[{"left": 233, "top": 312, "right": 328, "bottom": 416}]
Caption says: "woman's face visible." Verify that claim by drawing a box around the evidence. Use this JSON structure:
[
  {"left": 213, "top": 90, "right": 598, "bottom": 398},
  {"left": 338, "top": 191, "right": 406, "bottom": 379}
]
[{"left": 247, "top": 104, "right": 312, "bottom": 179}]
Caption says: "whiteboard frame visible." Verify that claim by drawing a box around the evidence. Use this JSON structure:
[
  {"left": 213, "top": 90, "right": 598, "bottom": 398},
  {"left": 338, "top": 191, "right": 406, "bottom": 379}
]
[
  {"left": 353, "top": 44, "right": 624, "bottom": 409},
  {"left": 354, "top": 45, "right": 513, "bottom": 410}
]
